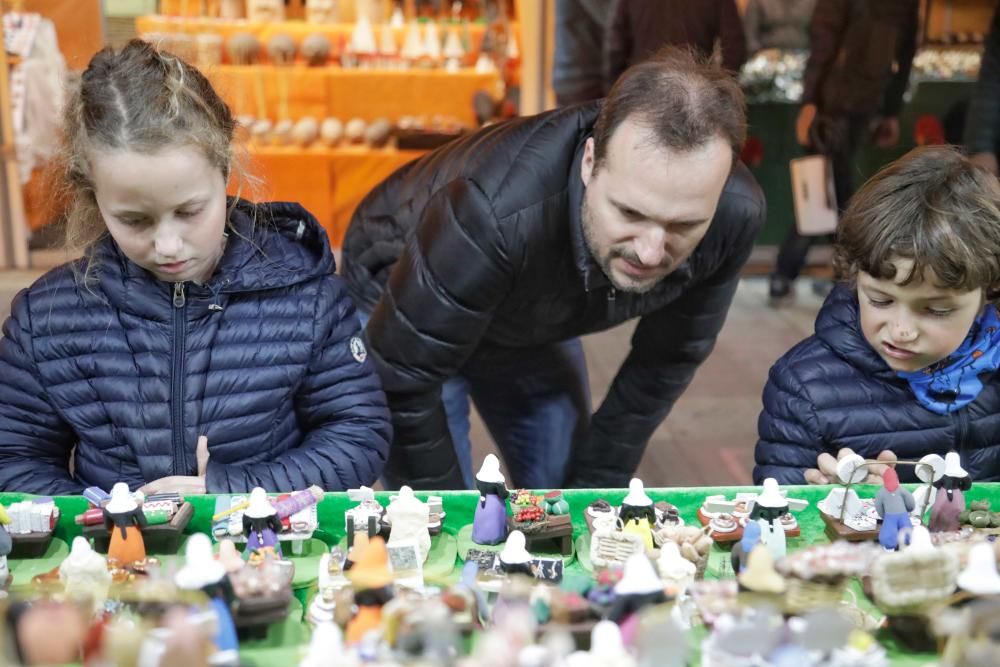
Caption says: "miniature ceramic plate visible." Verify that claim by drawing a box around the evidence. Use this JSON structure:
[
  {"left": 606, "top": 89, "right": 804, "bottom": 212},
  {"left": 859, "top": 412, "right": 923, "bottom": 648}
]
[
  {"left": 456, "top": 524, "right": 575, "bottom": 566},
  {"left": 7, "top": 537, "right": 69, "bottom": 591}
]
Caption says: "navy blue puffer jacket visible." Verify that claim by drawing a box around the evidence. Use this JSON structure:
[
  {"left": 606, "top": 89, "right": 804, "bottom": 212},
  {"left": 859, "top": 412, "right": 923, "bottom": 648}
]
[
  {"left": 754, "top": 285, "right": 1000, "bottom": 485},
  {"left": 0, "top": 201, "right": 391, "bottom": 495}
]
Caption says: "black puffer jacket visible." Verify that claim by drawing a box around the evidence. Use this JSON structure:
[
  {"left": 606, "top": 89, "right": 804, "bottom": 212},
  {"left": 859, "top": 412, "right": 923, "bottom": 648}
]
[
  {"left": 755, "top": 286, "right": 1000, "bottom": 485},
  {"left": 342, "top": 103, "right": 765, "bottom": 489}
]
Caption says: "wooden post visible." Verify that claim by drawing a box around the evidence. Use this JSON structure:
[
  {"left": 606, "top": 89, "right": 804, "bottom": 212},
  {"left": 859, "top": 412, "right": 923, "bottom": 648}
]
[{"left": 0, "top": 45, "right": 29, "bottom": 268}]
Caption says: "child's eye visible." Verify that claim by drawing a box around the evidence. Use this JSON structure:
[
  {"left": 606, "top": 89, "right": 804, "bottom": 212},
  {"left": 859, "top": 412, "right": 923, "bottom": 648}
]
[
  {"left": 119, "top": 217, "right": 148, "bottom": 227},
  {"left": 176, "top": 208, "right": 202, "bottom": 219},
  {"left": 866, "top": 298, "right": 891, "bottom": 308},
  {"left": 927, "top": 308, "right": 954, "bottom": 317}
]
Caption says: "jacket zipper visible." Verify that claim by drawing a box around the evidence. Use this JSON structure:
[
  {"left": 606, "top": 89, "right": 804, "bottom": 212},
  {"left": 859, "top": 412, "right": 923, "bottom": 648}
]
[
  {"left": 606, "top": 287, "right": 616, "bottom": 320},
  {"left": 171, "top": 282, "right": 188, "bottom": 475}
]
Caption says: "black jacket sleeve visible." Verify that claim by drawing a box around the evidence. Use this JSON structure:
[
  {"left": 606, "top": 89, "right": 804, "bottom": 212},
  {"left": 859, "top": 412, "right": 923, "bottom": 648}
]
[
  {"left": 965, "top": 7, "right": 1000, "bottom": 155},
  {"left": 801, "top": 0, "right": 850, "bottom": 107},
  {"left": 566, "top": 166, "right": 765, "bottom": 488},
  {"left": 366, "top": 178, "right": 514, "bottom": 490}
]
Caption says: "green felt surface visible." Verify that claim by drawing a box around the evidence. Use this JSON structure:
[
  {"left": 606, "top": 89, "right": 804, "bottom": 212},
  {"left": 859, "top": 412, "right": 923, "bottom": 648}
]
[
  {"left": 8, "top": 537, "right": 68, "bottom": 590},
  {"left": 6, "top": 483, "right": 991, "bottom": 663}
]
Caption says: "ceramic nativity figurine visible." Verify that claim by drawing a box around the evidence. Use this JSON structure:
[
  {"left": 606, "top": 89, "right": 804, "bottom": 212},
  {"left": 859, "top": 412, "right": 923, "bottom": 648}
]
[
  {"left": 345, "top": 536, "right": 394, "bottom": 645},
  {"left": 956, "top": 542, "right": 1000, "bottom": 596},
  {"left": 729, "top": 520, "right": 761, "bottom": 574},
  {"left": 103, "top": 482, "right": 148, "bottom": 565},
  {"left": 242, "top": 487, "right": 285, "bottom": 558},
  {"left": 498, "top": 530, "right": 534, "bottom": 577},
  {"left": 875, "top": 468, "right": 915, "bottom": 550},
  {"left": 750, "top": 478, "right": 789, "bottom": 560},
  {"left": 387, "top": 485, "right": 431, "bottom": 563},
  {"left": 930, "top": 452, "right": 972, "bottom": 533},
  {"left": 608, "top": 552, "right": 667, "bottom": 627},
  {"left": 59, "top": 536, "right": 112, "bottom": 608},
  {"left": 620, "top": 478, "right": 656, "bottom": 553},
  {"left": 174, "top": 533, "right": 239, "bottom": 665},
  {"left": 472, "top": 454, "right": 509, "bottom": 546}
]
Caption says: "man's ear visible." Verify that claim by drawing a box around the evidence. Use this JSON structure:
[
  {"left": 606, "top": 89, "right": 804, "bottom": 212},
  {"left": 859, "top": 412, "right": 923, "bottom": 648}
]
[{"left": 581, "top": 137, "right": 595, "bottom": 187}]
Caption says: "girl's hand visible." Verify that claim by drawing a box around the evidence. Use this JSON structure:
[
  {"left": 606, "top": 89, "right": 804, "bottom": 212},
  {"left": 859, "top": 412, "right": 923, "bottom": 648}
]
[
  {"left": 804, "top": 448, "right": 897, "bottom": 485},
  {"left": 139, "top": 435, "right": 209, "bottom": 495}
]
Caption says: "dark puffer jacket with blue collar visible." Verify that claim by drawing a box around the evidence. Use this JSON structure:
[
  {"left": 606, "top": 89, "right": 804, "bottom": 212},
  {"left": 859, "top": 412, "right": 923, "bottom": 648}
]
[
  {"left": 0, "top": 200, "right": 391, "bottom": 495},
  {"left": 754, "top": 285, "right": 1000, "bottom": 485}
]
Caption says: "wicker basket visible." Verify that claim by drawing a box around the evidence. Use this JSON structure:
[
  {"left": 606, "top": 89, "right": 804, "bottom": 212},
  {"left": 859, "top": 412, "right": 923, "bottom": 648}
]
[
  {"left": 784, "top": 575, "right": 848, "bottom": 614},
  {"left": 653, "top": 524, "right": 711, "bottom": 579},
  {"left": 871, "top": 548, "right": 959, "bottom": 616},
  {"left": 590, "top": 526, "right": 644, "bottom": 569}
]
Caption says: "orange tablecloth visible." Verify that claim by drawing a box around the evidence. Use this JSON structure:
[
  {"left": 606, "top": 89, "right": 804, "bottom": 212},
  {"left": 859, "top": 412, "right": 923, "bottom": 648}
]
[
  {"left": 206, "top": 65, "right": 501, "bottom": 125},
  {"left": 233, "top": 145, "right": 424, "bottom": 246}
]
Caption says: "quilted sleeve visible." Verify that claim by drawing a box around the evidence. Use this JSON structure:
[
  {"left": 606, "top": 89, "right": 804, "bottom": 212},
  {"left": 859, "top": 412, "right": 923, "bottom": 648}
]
[
  {"left": 0, "top": 289, "right": 82, "bottom": 494},
  {"left": 205, "top": 276, "right": 391, "bottom": 492},
  {"left": 753, "top": 355, "right": 825, "bottom": 485}
]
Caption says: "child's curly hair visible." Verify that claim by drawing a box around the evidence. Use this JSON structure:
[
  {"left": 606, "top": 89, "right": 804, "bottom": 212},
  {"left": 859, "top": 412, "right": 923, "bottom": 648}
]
[{"left": 834, "top": 145, "right": 1000, "bottom": 303}]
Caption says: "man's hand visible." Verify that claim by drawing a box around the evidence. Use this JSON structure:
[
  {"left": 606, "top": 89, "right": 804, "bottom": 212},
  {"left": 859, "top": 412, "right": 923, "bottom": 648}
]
[
  {"left": 804, "top": 447, "right": 897, "bottom": 485},
  {"left": 796, "top": 104, "right": 818, "bottom": 147},
  {"left": 139, "top": 435, "right": 209, "bottom": 496},
  {"left": 970, "top": 151, "right": 999, "bottom": 175},
  {"left": 873, "top": 116, "right": 900, "bottom": 148}
]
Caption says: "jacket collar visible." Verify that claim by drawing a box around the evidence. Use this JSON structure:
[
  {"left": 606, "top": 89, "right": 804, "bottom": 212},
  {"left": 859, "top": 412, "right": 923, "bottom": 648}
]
[
  {"left": 567, "top": 136, "right": 611, "bottom": 291},
  {"left": 816, "top": 283, "right": 902, "bottom": 382},
  {"left": 90, "top": 200, "right": 334, "bottom": 321}
]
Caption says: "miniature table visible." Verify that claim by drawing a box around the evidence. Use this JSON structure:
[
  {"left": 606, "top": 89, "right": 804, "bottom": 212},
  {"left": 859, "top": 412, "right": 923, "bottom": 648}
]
[{"left": 5, "top": 484, "right": 997, "bottom": 665}]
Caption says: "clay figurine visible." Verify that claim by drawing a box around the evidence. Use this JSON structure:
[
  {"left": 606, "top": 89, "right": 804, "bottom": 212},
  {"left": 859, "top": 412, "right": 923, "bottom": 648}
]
[
  {"left": 657, "top": 541, "right": 696, "bottom": 595},
  {"left": 608, "top": 552, "right": 666, "bottom": 625},
  {"left": 472, "top": 454, "right": 509, "bottom": 546},
  {"left": 750, "top": 478, "right": 789, "bottom": 561},
  {"left": 242, "top": 487, "right": 284, "bottom": 558},
  {"left": 930, "top": 451, "right": 972, "bottom": 533},
  {"left": 300, "top": 621, "right": 346, "bottom": 667},
  {"left": 737, "top": 544, "right": 787, "bottom": 596},
  {"left": 103, "top": 482, "right": 148, "bottom": 565},
  {"left": 216, "top": 538, "right": 245, "bottom": 574},
  {"left": 386, "top": 485, "right": 431, "bottom": 563},
  {"left": 345, "top": 536, "right": 394, "bottom": 645},
  {"left": 956, "top": 542, "right": 1000, "bottom": 595},
  {"left": 498, "top": 530, "right": 534, "bottom": 577},
  {"left": 729, "top": 520, "right": 761, "bottom": 574},
  {"left": 874, "top": 468, "right": 915, "bottom": 550},
  {"left": 58, "top": 536, "right": 111, "bottom": 607},
  {"left": 175, "top": 533, "right": 239, "bottom": 664},
  {"left": 620, "top": 478, "right": 656, "bottom": 552}
]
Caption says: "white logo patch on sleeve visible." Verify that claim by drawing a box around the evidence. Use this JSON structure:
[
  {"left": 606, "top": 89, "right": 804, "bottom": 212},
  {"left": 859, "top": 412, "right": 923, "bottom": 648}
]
[{"left": 350, "top": 336, "right": 368, "bottom": 363}]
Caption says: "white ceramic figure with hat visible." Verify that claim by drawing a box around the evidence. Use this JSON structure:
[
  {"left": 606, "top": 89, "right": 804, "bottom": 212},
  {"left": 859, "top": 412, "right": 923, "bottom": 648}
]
[
  {"left": 609, "top": 552, "right": 667, "bottom": 634},
  {"left": 300, "top": 621, "right": 347, "bottom": 667},
  {"left": 242, "top": 487, "right": 284, "bottom": 557},
  {"left": 176, "top": 533, "right": 240, "bottom": 661},
  {"left": 819, "top": 453, "right": 866, "bottom": 521},
  {"left": 499, "top": 530, "right": 534, "bottom": 577},
  {"left": 957, "top": 543, "right": 1000, "bottom": 595},
  {"left": 59, "top": 536, "right": 111, "bottom": 608},
  {"left": 657, "top": 541, "right": 696, "bottom": 596},
  {"left": 589, "top": 620, "right": 636, "bottom": 667},
  {"left": 749, "top": 478, "right": 789, "bottom": 561},
  {"left": 620, "top": 478, "right": 656, "bottom": 553},
  {"left": 103, "top": 482, "right": 148, "bottom": 565},
  {"left": 930, "top": 451, "right": 972, "bottom": 533},
  {"left": 472, "top": 454, "right": 510, "bottom": 546},
  {"left": 387, "top": 485, "right": 431, "bottom": 563}
]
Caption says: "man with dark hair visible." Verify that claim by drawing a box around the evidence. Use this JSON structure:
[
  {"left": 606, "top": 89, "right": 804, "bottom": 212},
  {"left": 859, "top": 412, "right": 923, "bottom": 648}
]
[{"left": 342, "top": 48, "right": 765, "bottom": 490}]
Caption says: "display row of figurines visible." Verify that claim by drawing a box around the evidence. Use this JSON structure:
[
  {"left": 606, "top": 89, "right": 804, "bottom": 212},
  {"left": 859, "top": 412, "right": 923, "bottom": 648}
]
[
  {"left": 231, "top": 114, "right": 465, "bottom": 149},
  {"left": 140, "top": 18, "right": 511, "bottom": 73},
  {"left": 196, "top": 0, "right": 501, "bottom": 26}
]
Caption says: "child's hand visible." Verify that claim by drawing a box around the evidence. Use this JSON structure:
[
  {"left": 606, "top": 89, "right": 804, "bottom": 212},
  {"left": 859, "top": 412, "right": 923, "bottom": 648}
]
[
  {"left": 139, "top": 435, "right": 209, "bottom": 496},
  {"left": 804, "top": 448, "right": 897, "bottom": 485}
]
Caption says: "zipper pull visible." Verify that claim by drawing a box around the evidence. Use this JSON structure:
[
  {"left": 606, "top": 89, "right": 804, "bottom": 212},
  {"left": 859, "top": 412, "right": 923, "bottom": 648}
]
[
  {"left": 606, "top": 287, "right": 616, "bottom": 319},
  {"left": 173, "top": 282, "right": 186, "bottom": 308}
]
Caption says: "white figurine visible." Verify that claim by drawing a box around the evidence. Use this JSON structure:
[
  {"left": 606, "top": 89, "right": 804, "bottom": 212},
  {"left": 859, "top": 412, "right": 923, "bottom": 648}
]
[
  {"left": 386, "top": 486, "right": 431, "bottom": 563},
  {"left": 59, "top": 536, "right": 111, "bottom": 609},
  {"left": 750, "top": 478, "right": 789, "bottom": 560}
]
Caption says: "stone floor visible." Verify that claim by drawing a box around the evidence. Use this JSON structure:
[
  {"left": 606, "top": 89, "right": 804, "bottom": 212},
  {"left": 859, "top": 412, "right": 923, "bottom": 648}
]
[{"left": 0, "top": 268, "right": 826, "bottom": 488}]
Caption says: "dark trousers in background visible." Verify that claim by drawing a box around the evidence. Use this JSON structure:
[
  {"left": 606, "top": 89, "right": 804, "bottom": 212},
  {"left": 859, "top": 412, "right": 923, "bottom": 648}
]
[{"left": 774, "top": 112, "right": 871, "bottom": 281}]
